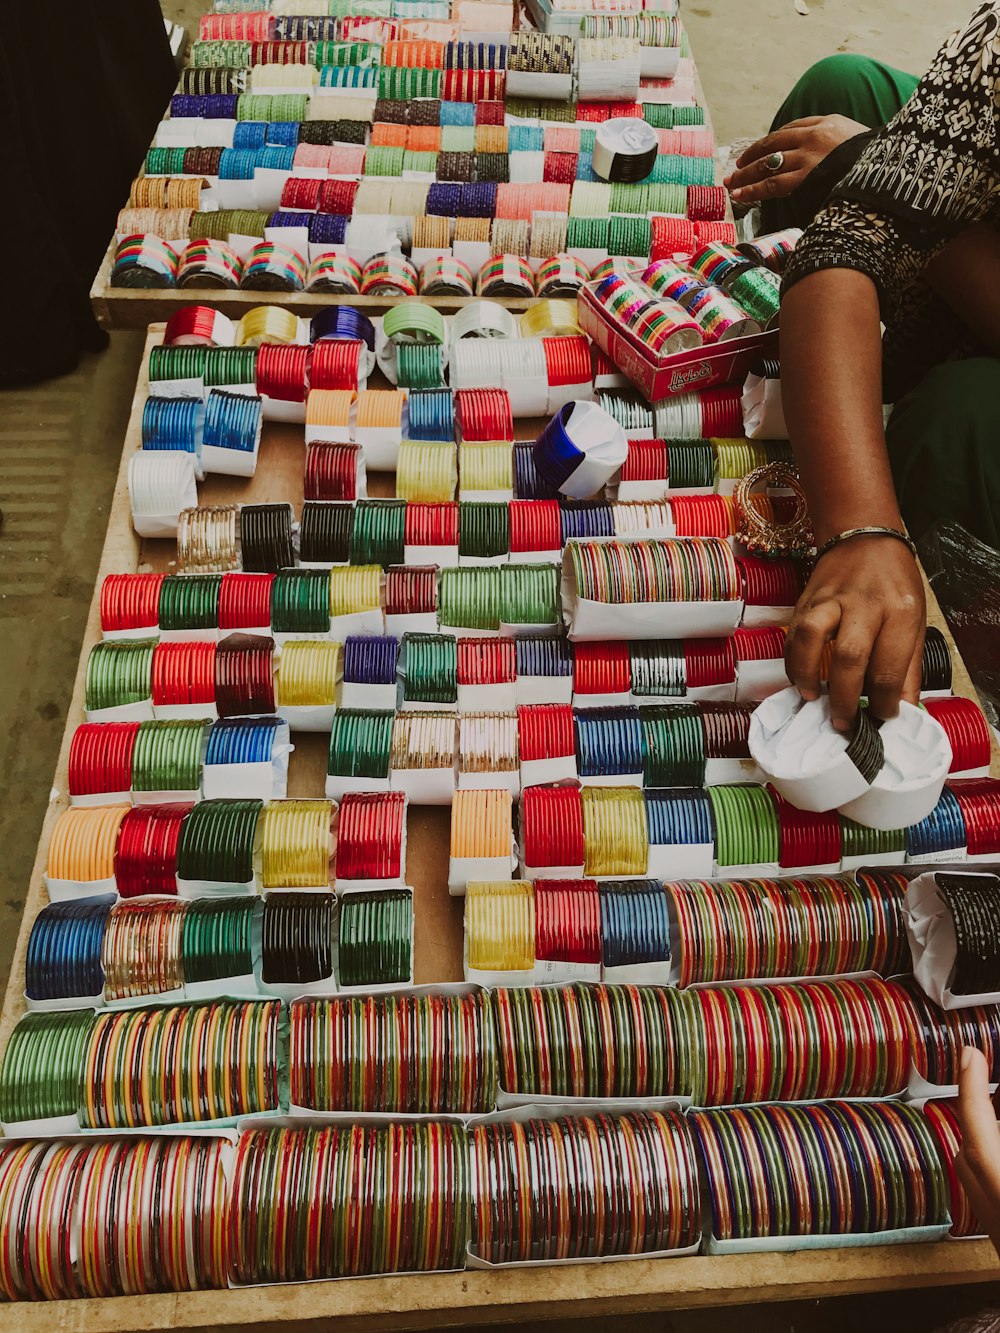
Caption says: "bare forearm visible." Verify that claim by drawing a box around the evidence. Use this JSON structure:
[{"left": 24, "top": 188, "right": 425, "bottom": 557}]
[
  {"left": 927, "top": 223, "right": 1000, "bottom": 356},
  {"left": 780, "top": 268, "right": 924, "bottom": 730},
  {"left": 779, "top": 270, "right": 902, "bottom": 542}
]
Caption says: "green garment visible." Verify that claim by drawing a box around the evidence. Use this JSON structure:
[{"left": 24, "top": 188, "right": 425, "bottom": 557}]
[
  {"left": 761, "top": 54, "right": 919, "bottom": 234},
  {"left": 886, "top": 357, "right": 1000, "bottom": 548}
]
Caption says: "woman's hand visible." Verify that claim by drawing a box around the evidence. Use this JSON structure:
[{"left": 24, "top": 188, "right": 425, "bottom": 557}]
[
  {"left": 724, "top": 114, "right": 868, "bottom": 207},
  {"left": 784, "top": 536, "right": 925, "bottom": 730},
  {"left": 958, "top": 1047, "right": 1000, "bottom": 1259}
]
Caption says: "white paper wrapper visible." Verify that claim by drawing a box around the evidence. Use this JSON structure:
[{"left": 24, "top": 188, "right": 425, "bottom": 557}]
[
  {"left": 905, "top": 869, "right": 1000, "bottom": 1008},
  {"left": 748, "top": 688, "right": 871, "bottom": 812},
  {"left": 547, "top": 401, "right": 629, "bottom": 501},
  {"left": 741, "top": 371, "right": 787, "bottom": 440}
]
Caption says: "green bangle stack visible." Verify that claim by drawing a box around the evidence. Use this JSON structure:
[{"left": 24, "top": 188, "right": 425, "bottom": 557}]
[
  {"left": 439, "top": 125, "right": 476, "bottom": 152},
  {"left": 190, "top": 210, "right": 270, "bottom": 242},
  {"left": 630, "top": 641, "right": 686, "bottom": 698},
  {"left": 349, "top": 500, "right": 407, "bottom": 569},
  {"left": 666, "top": 440, "right": 716, "bottom": 490},
  {"left": 459, "top": 502, "right": 509, "bottom": 561},
  {"left": 500, "top": 563, "right": 560, "bottom": 627},
  {"left": 131, "top": 719, "right": 210, "bottom": 791},
  {"left": 708, "top": 784, "right": 781, "bottom": 868},
  {"left": 396, "top": 342, "right": 446, "bottom": 391},
  {"left": 145, "top": 146, "right": 189, "bottom": 174},
  {"left": 194, "top": 39, "right": 252, "bottom": 67},
  {"left": 148, "top": 344, "right": 209, "bottom": 383},
  {"left": 377, "top": 66, "right": 440, "bottom": 99},
  {"left": 403, "top": 633, "right": 458, "bottom": 705},
  {"left": 315, "top": 40, "right": 379, "bottom": 67},
  {"left": 439, "top": 567, "right": 501, "bottom": 632},
  {"left": 402, "top": 150, "right": 438, "bottom": 175},
  {"left": 642, "top": 703, "right": 707, "bottom": 787},
  {"left": 566, "top": 217, "right": 609, "bottom": 250},
  {"left": 85, "top": 640, "right": 156, "bottom": 711},
  {"left": 338, "top": 889, "right": 413, "bottom": 987},
  {"left": 158, "top": 573, "right": 223, "bottom": 631},
  {"left": 182, "top": 898, "right": 257, "bottom": 984},
  {"left": 608, "top": 215, "right": 652, "bottom": 259},
  {"left": 204, "top": 346, "right": 258, "bottom": 387},
  {"left": 365, "top": 145, "right": 405, "bottom": 177},
  {"left": 271, "top": 569, "right": 330, "bottom": 634},
  {"left": 839, "top": 815, "right": 907, "bottom": 861},
  {"left": 328, "top": 709, "right": 395, "bottom": 780},
  {"left": 176, "top": 798, "right": 262, "bottom": 884},
  {"left": 0, "top": 1009, "right": 96, "bottom": 1124},
  {"left": 642, "top": 102, "right": 673, "bottom": 128}
]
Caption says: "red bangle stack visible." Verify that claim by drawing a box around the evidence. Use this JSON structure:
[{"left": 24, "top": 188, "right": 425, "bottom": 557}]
[
  {"left": 736, "top": 555, "right": 802, "bottom": 606},
  {"left": 573, "top": 640, "right": 630, "bottom": 696},
  {"left": 455, "top": 389, "right": 514, "bottom": 443},
  {"left": 318, "top": 179, "right": 359, "bottom": 216},
  {"left": 309, "top": 339, "right": 362, "bottom": 392},
  {"left": 947, "top": 779, "right": 1000, "bottom": 856},
  {"left": 215, "top": 634, "right": 276, "bottom": 717},
  {"left": 384, "top": 565, "right": 439, "bottom": 616},
  {"left": 923, "top": 697, "right": 991, "bottom": 773},
  {"left": 68, "top": 722, "right": 141, "bottom": 798},
  {"left": 100, "top": 573, "right": 165, "bottom": 635},
  {"left": 770, "top": 786, "right": 843, "bottom": 870},
  {"left": 219, "top": 573, "right": 275, "bottom": 631},
  {"left": 456, "top": 637, "right": 515, "bottom": 686},
  {"left": 151, "top": 641, "right": 216, "bottom": 707},
  {"left": 534, "top": 879, "right": 602, "bottom": 965},
  {"left": 670, "top": 494, "right": 731, "bottom": 538},
  {"left": 304, "top": 442, "right": 362, "bottom": 501},
  {"left": 542, "top": 336, "right": 591, "bottom": 386},
  {"left": 115, "top": 803, "right": 192, "bottom": 896},
  {"left": 733, "top": 626, "right": 787, "bottom": 663},
  {"left": 517, "top": 703, "right": 575, "bottom": 762},
  {"left": 520, "top": 785, "right": 585, "bottom": 869},
  {"left": 334, "top": 791, "right": 406, "bottom": 882},
  {"left": 684, "top": 638, "right": 736, "bottom": 689},
  {"left": 256, "top": 344, "right": 309, "bottom": 403},
  {"left": 404, "top": 502, "right": 459, "bottom": 548}
]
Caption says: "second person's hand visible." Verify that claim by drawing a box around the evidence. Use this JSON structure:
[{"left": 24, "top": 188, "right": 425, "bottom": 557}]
[{"left": 725, "top": 114, "right": 868, "bottom": 207}]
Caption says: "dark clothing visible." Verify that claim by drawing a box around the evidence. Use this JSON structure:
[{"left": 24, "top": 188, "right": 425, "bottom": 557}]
[
  {"left": 0, "top": 3, "right": 176, "bottom": 385},
  {"left": 783, "top": 4, "right": 1000, "bottom": 402},
  {"left": 768, "top": 38, "right": 1000, "bottom": 546}
]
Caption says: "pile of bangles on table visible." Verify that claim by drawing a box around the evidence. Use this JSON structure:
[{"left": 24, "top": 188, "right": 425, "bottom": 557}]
[{"left": 7, "top": 0, "right": 1000, "bottom": 1304}]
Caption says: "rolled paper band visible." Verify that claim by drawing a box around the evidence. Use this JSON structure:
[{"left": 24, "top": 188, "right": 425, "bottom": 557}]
[
  {"left": 533, "top": 400, "right": 628, "bottom": 500},
  {"left": 592, "top": 117, "right": 660, "bottom": 183}
]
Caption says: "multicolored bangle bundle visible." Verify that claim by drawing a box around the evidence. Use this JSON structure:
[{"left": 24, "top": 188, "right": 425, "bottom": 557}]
[{"left": 692, "top": 1101, "right": 948, "bottom": 1243}]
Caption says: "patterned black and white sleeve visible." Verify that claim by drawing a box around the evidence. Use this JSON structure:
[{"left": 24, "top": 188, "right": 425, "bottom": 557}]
[{"left": 783, "top": 2, "right": 1000, "bottom": 312}]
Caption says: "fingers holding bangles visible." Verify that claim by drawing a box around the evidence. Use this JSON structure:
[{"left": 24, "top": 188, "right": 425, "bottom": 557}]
[
  {"left": 785, "top": 601, "right": 881, "bottom": 732},
  {"left": 785, "top": 537, "right": 926, "bottom": 730}
]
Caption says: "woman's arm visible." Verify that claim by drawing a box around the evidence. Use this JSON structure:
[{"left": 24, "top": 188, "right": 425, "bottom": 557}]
[
  {"left": 780, "top": 271, "right": 925, "bottom": 730},
  {"left": 777, "top": 4, "right": 1000, "bottom": 723},
  {"left": 928, "top": 223, "right": 1000, "bottom": 356}
]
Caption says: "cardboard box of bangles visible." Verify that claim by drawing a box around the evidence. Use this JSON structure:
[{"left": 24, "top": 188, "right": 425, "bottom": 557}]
[{"left": 578, "top": 279, "right": 778, "bottom": 403}]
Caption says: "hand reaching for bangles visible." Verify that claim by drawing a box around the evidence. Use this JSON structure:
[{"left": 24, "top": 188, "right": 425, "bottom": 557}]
[
  {"left": 958, "top": 1048, "right": 1000, "bottom": 1259},
  {"left": 724, "top": 114, "right": 868, "bottom": 206}
]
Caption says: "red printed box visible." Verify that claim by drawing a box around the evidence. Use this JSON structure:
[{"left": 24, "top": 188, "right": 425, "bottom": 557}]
[{"left": 578, "top": 283, "right": 778, "bottom": 403}]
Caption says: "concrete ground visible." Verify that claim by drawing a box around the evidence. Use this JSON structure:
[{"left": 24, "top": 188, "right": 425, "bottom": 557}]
[{"left": 0, "top": 1, "right": 992, "bottom": 1328}]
